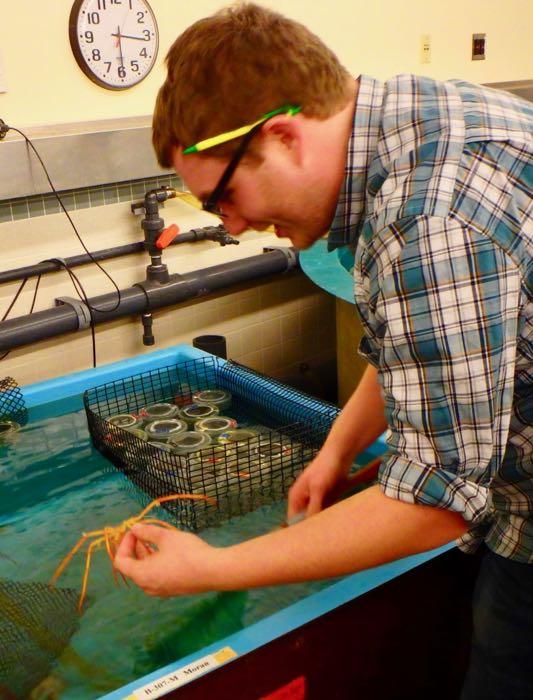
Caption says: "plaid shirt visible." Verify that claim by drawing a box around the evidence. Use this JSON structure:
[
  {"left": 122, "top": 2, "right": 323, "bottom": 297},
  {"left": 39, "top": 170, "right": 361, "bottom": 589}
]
[{"left": 329, "top": 74, "right": 532, "bottom": 561}]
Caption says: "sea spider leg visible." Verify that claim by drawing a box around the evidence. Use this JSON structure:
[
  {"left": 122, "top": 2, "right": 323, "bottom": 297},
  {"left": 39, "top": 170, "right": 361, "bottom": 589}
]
[
  {"left": 136, "top": 493, "right": 217, "bottom": 521},
  {"left": 138, "top": 518, "right": 177, "bottom": 529},
  {"left": 103, "top": 527, "right": 131, "bottom": 586},
  {"left": 79, "top": 536, "right": 105, "bottom": 611},
  {"left": 50, "top": 529, "right": 104, "bottom": 586},
  {"left": 103, "top": 527, "right": 120, "bottom": 586}
]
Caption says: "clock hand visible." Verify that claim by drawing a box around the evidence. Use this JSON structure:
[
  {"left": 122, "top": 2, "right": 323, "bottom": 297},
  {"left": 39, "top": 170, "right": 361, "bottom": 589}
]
[
  {"left": 111, "top": 32, "right": 150, "bottom": 41},
  {"left": 116, "top": 26, "right": 125, "bottom": 68}
]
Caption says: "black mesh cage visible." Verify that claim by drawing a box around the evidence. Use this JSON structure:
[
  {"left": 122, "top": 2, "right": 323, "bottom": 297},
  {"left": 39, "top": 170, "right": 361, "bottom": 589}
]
[
  {"left": 0, "top": 377, "right": 28, "bottom": 428},
  {"left": 0, "top": 580, "right": 81, "bottom": 699},
  {"left": 84, "top": 357, "right": 340, "bottom": 529}
]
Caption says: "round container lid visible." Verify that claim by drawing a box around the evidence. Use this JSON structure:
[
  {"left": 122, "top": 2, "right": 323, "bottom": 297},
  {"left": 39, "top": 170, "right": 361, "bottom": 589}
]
[
  {"left": 192, "top": 389, "right": 232, "bottom": 408},
  {"left": 180, "top": 403, "right": 220, "bottom": 422},
  {"left": 140, "top": 403, "right": 179, "bottom": 419},
  {"left": 107, "top": 413, "right": 142, "bottom": 429},
  {"left": 145, "top": 418, "right": 188, "bottom": 440},
  {"left": 169, "top": 431, "right": 212, "bottom": 455},
  {"left": 217, "top": 428, "right": 260, "bottom": 447},
  {"left": 194, "top": 416, "right": 237, "bottom": 435}
]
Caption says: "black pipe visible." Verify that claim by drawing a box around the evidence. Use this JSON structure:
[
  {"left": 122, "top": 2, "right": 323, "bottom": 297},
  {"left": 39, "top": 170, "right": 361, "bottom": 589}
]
[
  {"left": 0, "top": 225, "right": 230, "bottom": 285},
  {"left": 0, "top": 248, "right": 299, "bottom": 352}
]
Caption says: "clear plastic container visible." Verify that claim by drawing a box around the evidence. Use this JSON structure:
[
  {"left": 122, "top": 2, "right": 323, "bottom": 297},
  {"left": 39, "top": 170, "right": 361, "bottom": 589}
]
[
  {"left": 139, "top": 403, "right": 180, "bottom": 420},
  {"left": 179, "top": 403, "right": 220, "bottom": 425},
  {"left": 191, "top": 388, "right": 232, "bottom": 412},
  {"left": 194, "top": 415, "right": 237, "bottom": 439},
  {"left": 257, "top": 439, "right": 295, "bottom": 465},
  {"left": 168, "top": 430, "right": 213, "bottom": 455},
  {"left": 195, "top": 444, "right": 228, "bottom": 470},
  {"left": 125, "top": 427, "right": 147, "bottom": 441},
  {"left": 146, "top": 441, "right": 174, "bottom": 453},
  {"left": 144, "top": 418, "right": 188, "bottom": 442},
  {"left": 217, "top": 428, "right": 261, "bottom": 453},
  {"left": 107, "top": 413, "right": 143, "bottom": 430}
]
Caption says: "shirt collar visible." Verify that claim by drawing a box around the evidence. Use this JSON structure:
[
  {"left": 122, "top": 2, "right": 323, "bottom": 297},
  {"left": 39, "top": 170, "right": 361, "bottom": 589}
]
[{"left": 327, "top": 75, "right": 385, "bottom": 251}]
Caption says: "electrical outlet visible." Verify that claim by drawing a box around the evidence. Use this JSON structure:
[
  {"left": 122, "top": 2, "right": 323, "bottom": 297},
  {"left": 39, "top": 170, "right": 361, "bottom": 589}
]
[
  {"left": 0, "top": 50, "right": 6, "bottom": 93},
  {"left": 420, "top": 35, "right": 431, "bottom": 64},
  {"left": 472, "top": 33, "right": 486, "bottom": 60}
]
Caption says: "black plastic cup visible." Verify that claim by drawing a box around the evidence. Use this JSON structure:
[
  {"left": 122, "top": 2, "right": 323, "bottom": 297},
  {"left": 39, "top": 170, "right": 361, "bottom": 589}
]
[{"left": 192, "top": 334, "right": 227, "bottom": 359}]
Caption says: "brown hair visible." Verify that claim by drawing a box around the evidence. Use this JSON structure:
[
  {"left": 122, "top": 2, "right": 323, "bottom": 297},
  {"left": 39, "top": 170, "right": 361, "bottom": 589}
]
[{"left": 152, "top": 3, "right": 352, "bottom": 167}]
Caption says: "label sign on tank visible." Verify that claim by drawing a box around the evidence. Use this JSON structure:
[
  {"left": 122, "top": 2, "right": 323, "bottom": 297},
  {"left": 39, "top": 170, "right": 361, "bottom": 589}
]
[{"left": 124, "top": 647, "right": 238, "bottom": 699}]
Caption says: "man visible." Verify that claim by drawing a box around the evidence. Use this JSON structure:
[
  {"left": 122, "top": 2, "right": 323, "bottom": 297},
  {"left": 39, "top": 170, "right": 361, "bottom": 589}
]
[{"left": 115, "top": 4, "right": 532, "bottom": 697}]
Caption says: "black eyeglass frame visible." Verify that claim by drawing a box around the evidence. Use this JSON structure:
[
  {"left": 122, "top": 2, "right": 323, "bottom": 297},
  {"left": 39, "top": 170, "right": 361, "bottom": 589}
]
[{"left": 201, "top": 120, "right": 266, "bottom": 217}]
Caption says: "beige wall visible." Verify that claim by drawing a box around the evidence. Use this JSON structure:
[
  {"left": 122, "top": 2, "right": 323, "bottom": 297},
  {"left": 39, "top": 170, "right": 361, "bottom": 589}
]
[{"left": 0, "top": 0, "right": 531, "bottom": 126}]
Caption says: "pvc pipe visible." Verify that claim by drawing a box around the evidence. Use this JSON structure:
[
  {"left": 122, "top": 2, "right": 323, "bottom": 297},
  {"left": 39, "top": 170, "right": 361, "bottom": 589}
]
[
  {"left": 0, "top": 248, "right": 299, "bottom": 352},
  {"left": 0, "top": 225, "right": 229, "bottom": 285}
]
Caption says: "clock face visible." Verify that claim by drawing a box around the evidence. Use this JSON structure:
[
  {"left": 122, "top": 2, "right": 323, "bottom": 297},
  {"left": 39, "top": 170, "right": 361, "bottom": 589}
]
[{"left": 69, "top": 0, "right": 159, "bottom": 90}]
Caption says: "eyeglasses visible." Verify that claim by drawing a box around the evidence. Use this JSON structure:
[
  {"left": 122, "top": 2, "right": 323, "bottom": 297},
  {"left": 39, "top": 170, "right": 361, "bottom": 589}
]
[{"left": 183, "top": 105, "right": 301, "bottom": 217}]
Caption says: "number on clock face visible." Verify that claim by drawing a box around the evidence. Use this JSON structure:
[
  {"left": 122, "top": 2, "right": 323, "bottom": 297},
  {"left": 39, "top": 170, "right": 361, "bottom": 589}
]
[{"left": 69, "top": 0, "right": 159, "bottom": 90}]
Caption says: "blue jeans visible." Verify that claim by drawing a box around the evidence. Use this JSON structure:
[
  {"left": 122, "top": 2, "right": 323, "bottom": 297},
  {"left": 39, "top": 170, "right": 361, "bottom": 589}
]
[{"left": 461, "top": 547, "right": 533, "bottom": 700}]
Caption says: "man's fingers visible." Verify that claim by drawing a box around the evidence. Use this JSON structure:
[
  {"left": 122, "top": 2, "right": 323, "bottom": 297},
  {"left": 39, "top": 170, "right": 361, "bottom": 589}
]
[
  {"left": 135, "top": 538, "right": 153, "bottom": 559},
  {"left": 287, "top": 486, "right": 309, "bottom": 521},
  {"left": 114, "top": 532, "right": 142, "bottom": 578},
  {"left": 306, "top": 492, "right": 324, "bottom": 517},
  {"left": 130, "top": 523, "right": 166, "bottom": 545},
  {"left": 114, "top": 527, "right": 160, "bottom": 575},
  {"left": 115, "top": 529, "right": 136, "bottom": 558}
]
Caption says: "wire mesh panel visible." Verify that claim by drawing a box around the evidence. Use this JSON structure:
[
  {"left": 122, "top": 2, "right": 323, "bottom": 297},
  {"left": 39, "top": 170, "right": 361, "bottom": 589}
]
[
  {"left": 84, "top": 357, "right": 339, "bottom": 529},
  {"left": 0, "top": 377, "right": 28, "bottom": 429},
  {"left": 0, "top": 580, "right": 81, "bottom": 699}
]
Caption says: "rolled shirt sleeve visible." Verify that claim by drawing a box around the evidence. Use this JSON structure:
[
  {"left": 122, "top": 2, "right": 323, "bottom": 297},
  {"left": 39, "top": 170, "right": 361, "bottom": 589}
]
[{"left": 355, "top": 215, "right": 522, "bottom": 549}]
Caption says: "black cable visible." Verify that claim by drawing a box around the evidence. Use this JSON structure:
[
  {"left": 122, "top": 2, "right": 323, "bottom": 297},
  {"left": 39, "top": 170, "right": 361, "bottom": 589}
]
[
  {"left": 1, "top": 121, "right": 128, "bottom": 367},
  {"left": 0, "top": 278, "right": 27, "bottom": 360},
  {"left": 135, "top": 282, "right": 151, "bottom": 313},
  {"left": 0, "top": 274, "right": 42, "bottom": 361},
  {"left": 29, "top": 275, "right": 41, "bottom": 314},
  {"left": 5, "top": 125, "right": 122, "bottom": 315},
  {"left": 1, "top": 261, "right": 96, "bottom": 366},
  {"left": 43, "top": 259, "right": 97, "bottom": 368},
  {"left": 1, "top": 278, "right": 28, "bottom": 322}
]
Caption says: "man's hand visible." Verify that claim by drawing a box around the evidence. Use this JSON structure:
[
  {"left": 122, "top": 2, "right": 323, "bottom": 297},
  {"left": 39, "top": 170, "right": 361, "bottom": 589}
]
[
  {"left": 288, "top": 364, "right": 388, "bottom": 523},
  {"left": 287, "top": 450, "right": 351, "bottom": 521},
  {"left": 114, "top": 524, "right": 218, "bottom": 596}
]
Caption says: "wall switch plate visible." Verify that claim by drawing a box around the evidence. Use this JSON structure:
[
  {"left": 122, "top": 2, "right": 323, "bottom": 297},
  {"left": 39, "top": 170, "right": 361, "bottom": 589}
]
[
  {"left": 420, "top": 35, "right": 431, "bottom": 64},
  {"left": 472, "top": 33, "right": 486, "bottom": 60}
]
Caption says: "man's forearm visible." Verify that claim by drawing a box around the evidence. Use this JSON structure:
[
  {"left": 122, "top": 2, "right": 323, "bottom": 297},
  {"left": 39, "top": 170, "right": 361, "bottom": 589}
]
[
  {"left": 210, "top": 486, "right": 468, "bottom": 590},
  {"left": 321, "top": 364, "right": 388, "bottom": 466}
]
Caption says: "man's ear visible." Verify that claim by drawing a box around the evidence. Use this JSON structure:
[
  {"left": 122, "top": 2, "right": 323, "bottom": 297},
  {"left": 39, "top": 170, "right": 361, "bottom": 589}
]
[{"left": 260, "top": 115, "right": 303, "bottom": 163}]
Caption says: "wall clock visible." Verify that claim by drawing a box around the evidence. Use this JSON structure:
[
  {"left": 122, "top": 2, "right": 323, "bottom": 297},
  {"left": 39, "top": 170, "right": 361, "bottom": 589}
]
[{"left": 69, "top": 0, "right": 159, "bottom": 90}]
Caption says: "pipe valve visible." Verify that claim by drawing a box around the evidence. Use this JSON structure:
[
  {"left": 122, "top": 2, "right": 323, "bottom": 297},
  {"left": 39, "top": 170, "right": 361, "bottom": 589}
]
[{"left": 132, "top": 187, "right": 178, "bottom": 347}]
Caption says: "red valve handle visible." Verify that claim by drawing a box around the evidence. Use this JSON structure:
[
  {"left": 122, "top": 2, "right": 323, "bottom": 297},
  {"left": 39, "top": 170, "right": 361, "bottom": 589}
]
[{"left": 156, "top": 223, "right": 180, "bottom": 249}]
